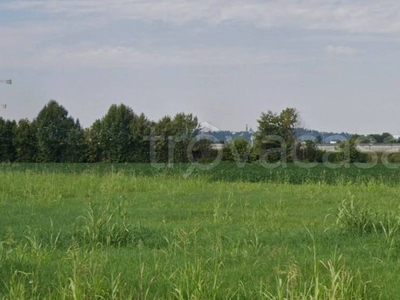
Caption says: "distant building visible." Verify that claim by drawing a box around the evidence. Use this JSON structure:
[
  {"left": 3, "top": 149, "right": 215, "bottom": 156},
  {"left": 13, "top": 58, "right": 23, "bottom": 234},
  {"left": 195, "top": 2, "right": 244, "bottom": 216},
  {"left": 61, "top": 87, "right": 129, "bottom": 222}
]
[{"left": 199, "top": 121, "right": 221, "bottom": 133}]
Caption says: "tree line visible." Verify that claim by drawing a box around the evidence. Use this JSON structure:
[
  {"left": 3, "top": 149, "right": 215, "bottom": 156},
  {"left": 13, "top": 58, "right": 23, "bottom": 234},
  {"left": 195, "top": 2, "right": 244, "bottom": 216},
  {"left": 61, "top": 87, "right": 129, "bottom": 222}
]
[
  {"left": 0, "top": 100, "right": 204, "bottom": 163},
  {"left": 0, "top": 101, "right": 303, "bottom": 164},
  {"left": 0, "top": 101, "right": 378, "bottom": 164}
]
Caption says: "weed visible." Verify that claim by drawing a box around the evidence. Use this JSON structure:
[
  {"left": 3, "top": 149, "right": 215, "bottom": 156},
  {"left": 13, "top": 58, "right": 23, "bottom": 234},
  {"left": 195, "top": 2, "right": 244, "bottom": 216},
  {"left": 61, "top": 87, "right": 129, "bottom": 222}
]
[
  {"left": 76, "top": 198, "right": 132, "bottom": 247},
  {"left": 336, "top": 197, "right": 377, "bottom": 234},
  {"left": 265, "top": 235, "right": 370, "bottom": 300},
  {"left": 0, "top": 165, "right": 396, "bottom": 298}
]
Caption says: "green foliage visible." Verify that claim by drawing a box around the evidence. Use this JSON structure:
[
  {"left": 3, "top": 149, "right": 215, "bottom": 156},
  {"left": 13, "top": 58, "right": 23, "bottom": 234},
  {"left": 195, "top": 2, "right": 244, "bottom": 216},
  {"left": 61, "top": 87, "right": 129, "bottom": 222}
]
[
  {"left": 350, "top": 132, "right": 397, "bottom": 144},
  {"left": 64, "top": 119, "right": 87, "bottom": 163},
  {"left": 0, "top": 118, "right": 16, "bottom": 162},
  {"left": 336, "top": 198, "right": 400, "bottom": 241},
  {"left": 3, "top": 162, "right": 400, "bottom": 186},
  {"left": 338, "top": 135, "right": 369, "bottom": 163},
  {"left": 222, "top": 138, "right": 251, "bottom": 163},
  {"left": 2, "top": 100, "right": 400, "bottom": 167},
  {"left": 130, "top": 113, "right": 152, "bottom": 163},
  {"left": 269, "top": 253, "right": 369, "bottom": 300},
  {"left": 100, "top": 104, "right": 136, "bottom": 163},
  {"left": 0, "top": 168, "right": 394, "bottom": 298},
  {"left": 154, "top": 115, "right": 173, "bottom": 163},
  {"left": 254, "top": 108, "right": 299, "bottom": 162},
  {"left": 191, "top": 139, "right": 217, "bottom": 162},
  {"left": 85, "top": 119, "right": 103, "bottom": 163},
  {"left": 368, "top": 132, "right": 396, "bottom": 144},
  {"left": 77, "top": 199, "right": 133, "bottom": 247},
  {"left": 88, "top": 105, "right": 154, "bottom": 163},
  {"left": 13, "top": 119, "right": 38, "bottom": 162},
  {"left": 294, "top": 140, "right": 325, "bottom": 162},
  {"left": 336, "top": 198, "right": 377, "bottom": 234},
  {"left": 380, "top": 152, "right": 400, "bottom": 164},
  {"left": 34, "top": 100, "right": 85, "bottom": 163},
  {"left": 154, "top": 113, "right": 199, "bottom": 163}
]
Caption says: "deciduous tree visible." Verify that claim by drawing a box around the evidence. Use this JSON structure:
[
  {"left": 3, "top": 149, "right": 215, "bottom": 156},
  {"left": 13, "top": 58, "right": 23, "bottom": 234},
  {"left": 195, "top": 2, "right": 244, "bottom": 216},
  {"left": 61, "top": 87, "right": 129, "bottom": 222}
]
[
  {"left": 254, "top": 108, "right": 299, "bottom": 162},
  {"left": 14, "top": 119, "right": 37, "bottom": 162},
  {"left": 100, "top": 104, "right": 135, "bottom": 163},
  {"left": 0, "top": 118, "right": 17, "bottom": 162},
  {"left": 34, "top": 100, "right": 83, "bottom": 162}
]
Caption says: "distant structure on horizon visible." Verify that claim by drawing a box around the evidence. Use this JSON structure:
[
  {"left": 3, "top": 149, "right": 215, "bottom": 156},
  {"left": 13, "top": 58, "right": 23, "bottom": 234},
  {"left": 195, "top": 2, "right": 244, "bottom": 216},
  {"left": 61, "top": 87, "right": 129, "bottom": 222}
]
[
  {"left": 199, "top": 121, "right": 221, "bottom": 133},
  {"left": 199, "top": 121, "right": 255, "bottom": 144},
  {"left": 199, "top": 121, "right": 254, "bottom": 134}
]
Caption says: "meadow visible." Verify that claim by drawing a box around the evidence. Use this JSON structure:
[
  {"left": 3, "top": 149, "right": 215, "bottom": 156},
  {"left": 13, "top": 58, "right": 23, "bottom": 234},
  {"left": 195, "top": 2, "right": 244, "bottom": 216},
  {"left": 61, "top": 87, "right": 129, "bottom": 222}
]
[{"left": 1, "top": 163, "right": 400, "bottom": 299}]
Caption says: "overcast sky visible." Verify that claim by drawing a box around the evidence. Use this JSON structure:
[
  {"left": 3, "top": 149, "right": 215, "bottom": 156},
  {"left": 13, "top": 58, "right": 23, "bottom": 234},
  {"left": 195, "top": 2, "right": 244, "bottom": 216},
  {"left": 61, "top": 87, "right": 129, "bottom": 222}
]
[{"left": 1, "top": 0, "right": 400, "bottom": 134}]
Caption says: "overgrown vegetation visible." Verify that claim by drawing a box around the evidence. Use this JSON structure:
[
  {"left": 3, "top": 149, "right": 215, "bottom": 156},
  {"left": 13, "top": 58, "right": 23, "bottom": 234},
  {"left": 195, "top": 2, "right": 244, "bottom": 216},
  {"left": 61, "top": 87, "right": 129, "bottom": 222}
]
[
  {"left": 0, "top": 165, "right": 400, "bottom": 298},
  {"left": 4, "top": 162, "right": 400, "bottom": 185}
]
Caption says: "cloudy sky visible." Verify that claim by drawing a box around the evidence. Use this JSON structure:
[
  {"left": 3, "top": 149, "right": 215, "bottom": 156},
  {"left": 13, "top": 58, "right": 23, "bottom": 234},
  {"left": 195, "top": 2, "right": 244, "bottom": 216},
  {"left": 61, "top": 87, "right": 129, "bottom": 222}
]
[{"left": 1, "top": 0, "right": 400, "bottom": 134}]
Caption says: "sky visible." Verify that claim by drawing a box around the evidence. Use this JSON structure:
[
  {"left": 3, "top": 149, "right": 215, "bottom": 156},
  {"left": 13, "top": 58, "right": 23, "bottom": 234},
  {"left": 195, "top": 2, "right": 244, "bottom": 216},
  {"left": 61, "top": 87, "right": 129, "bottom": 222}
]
[{"left": 1, "top": 0, "right": 400, "bottom": 135}]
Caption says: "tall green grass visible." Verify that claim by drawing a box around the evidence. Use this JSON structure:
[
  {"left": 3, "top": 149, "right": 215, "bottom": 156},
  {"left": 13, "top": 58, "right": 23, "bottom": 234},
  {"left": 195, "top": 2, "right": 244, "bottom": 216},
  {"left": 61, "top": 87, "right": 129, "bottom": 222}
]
[
  {"left": 1, "top": 162, "right": 400, "bottom": 185},
  {"left": 0, "top": 166, "right": 399, "bottom": 298}
]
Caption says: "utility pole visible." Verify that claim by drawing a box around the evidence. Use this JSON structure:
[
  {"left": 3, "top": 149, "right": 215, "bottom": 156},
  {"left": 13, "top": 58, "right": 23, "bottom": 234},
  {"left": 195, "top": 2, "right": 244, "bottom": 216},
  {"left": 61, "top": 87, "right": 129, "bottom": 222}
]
[{"left": 1, "top": 79, "right": 12, "bottom": 109}]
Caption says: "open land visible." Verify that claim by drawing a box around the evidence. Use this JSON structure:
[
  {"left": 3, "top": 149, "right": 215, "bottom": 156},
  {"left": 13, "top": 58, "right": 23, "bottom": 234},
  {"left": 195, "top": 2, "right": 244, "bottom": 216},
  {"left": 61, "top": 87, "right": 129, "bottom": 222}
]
[{"left": 0, "top": 163, "right": 400, "bottom": 299}]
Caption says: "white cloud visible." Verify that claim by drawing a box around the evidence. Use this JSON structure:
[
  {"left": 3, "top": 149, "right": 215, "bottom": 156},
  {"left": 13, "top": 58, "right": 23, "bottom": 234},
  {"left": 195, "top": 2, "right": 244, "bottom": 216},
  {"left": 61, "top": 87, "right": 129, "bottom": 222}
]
[
  {"left": 22, "top": 45, "right": 296, "bottom": 70},
  {"left": 2, "top": 0, "right": 400, "bottom": 33},
  {"left": 0, "top": 1, "right": 397, "bottom": 71},
  {"left": 325, "top": 45, "right": 359, "bottom": 57}
]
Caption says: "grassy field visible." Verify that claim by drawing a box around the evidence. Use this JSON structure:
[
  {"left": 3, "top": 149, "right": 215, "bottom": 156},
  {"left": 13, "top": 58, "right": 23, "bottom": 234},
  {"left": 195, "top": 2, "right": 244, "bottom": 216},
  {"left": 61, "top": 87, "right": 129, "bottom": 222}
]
[
  {"left": 1, "top": 162, "right": 400, "bottom": 185},
  {"left": 0, "top": 164, "right": 400, "bottom": 298}
]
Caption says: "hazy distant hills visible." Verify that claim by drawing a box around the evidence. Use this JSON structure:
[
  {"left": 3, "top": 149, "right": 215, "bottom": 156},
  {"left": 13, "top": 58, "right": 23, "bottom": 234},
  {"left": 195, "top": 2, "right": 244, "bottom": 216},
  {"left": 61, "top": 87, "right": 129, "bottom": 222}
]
[
  {"left": 295, "top": 128, "right": 351, "bottom": 142},
  {"left": 198, "top": 130, "right": 255, "bottom": 142},
  {"left": 199, "top": 122, "right": 351, "bottom": 143}
]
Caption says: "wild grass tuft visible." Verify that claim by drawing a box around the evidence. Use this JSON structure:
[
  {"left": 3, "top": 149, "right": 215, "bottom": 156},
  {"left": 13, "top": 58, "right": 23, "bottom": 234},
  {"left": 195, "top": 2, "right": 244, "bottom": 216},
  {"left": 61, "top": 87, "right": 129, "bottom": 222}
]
[
  {"left": 336, "top": 198, "right": 377, "bottom": 234},
  {"left": 76, "top": 199, "right": 132, "bottom": 247},
  {"left": 266, "top": 234, "right": 370, "bottom": 300},
  {"left": 2, "top": 165, "right": 399, "bottom": 298}
]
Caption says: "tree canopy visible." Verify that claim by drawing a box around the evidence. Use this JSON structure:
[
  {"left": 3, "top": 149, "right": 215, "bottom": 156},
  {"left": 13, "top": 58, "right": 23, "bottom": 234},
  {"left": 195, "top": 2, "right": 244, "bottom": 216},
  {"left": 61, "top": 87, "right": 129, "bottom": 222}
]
[{"left": 1, "top": 101, "right": 391, "bottom": 164}]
